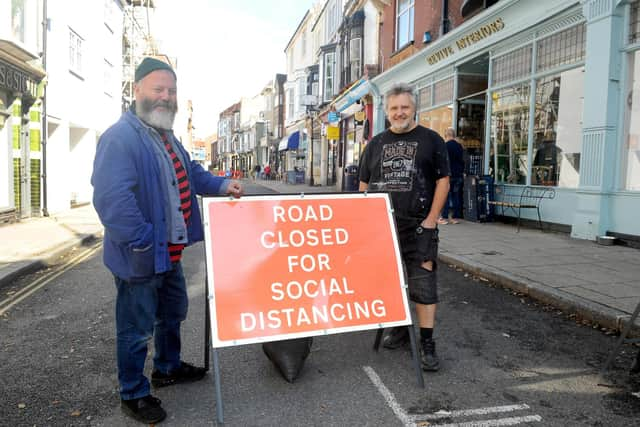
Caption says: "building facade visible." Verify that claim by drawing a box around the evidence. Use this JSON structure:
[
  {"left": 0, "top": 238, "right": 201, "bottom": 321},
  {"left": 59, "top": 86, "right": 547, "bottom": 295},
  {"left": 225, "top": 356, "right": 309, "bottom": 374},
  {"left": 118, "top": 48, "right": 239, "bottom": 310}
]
[
  {"left": 0, "top": 0, "right": 46, "bottom": 222},
  {"left": 370, "top": 0, "right": 640, "bottom": 241},
  {"left": 44, "top": 0, "right": 125, "bottom": 214}
]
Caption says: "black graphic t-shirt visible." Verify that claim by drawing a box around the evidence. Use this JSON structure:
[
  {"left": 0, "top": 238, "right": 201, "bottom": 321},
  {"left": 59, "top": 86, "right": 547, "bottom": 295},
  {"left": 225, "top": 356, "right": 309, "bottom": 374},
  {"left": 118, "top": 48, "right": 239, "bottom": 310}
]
[{"left": 359, "top": 125, "right": 450, "bottom": 220}]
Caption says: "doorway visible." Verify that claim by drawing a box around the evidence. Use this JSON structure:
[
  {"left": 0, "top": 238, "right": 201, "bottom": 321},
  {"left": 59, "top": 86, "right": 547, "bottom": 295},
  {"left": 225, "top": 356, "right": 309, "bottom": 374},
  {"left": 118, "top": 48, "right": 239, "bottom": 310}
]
[{"left": 456, "top": 54, "right": 489, "bottom": 176}]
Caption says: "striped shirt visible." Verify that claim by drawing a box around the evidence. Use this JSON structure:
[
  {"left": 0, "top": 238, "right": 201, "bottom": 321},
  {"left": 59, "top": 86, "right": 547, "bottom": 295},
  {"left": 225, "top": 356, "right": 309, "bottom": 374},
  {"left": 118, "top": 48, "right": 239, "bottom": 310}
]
[{"left": 161, "top": 132, "right": 191, "bottom": 263}]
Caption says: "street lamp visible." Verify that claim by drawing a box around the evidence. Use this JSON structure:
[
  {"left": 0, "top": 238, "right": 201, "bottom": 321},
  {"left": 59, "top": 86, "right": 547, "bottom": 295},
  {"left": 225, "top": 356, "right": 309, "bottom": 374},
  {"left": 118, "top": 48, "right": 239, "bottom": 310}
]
[{"left": 307, "top": 108, "right": 319, "bottom": 187}]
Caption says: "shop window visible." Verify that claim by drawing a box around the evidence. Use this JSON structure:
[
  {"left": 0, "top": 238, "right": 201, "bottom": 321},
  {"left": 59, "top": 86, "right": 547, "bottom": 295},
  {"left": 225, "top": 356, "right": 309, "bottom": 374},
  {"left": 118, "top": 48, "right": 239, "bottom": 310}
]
[
  {"left": 624, "top": 50, "right": 640, "bottom": 190},
  {"left": 492, "top": 46, "right": 532, "bottom": 87},
  {"left": 490, "top": 83, "right": 530, "bottom": 184},
  {"left": 433, "top": 77, "right": 454, "bottom": 106},
  {"left": 396, "top": 0, "right": 415, "bottom": 50},
  {"left": 419, "top": 105, "right": 453, "bottom": 139},
  {"left": 458, "top": 74, "right": 488, "bottom": 99},
  {"left": 533, "top": 68, "right": 584, "bottom": 188},
  {"left": 631, "top": 0, "right": 640, "bottom": 44},
  {"left": 536, "top": 24, "right": 586, "bottom": 73},
  {"left": 418, "top": 86, "right": 432, "bottom": 110}
]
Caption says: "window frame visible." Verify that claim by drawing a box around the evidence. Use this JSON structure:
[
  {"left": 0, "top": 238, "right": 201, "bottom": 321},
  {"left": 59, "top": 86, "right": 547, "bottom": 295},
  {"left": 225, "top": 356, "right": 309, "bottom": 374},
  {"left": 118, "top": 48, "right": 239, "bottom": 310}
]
[
  {"left": 349, "top": 37, "right": 362, "bottom": 82},
  {"left": 69, "top": 28, "right": 84, "bottom": 77},
  {"left": 324, "top": 51, "right": 336, "bottom": 102},
  {"left": 395, "top": 0, "right": 415, "bottom": 51},
  {"left": 622, "top": 0, "right": 640, "bottom": 191}
]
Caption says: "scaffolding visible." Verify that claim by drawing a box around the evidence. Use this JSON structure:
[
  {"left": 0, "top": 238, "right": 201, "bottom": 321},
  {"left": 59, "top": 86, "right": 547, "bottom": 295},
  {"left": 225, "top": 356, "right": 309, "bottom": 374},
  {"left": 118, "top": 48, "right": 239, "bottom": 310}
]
[{"left": 121, "top": 0, "right": 158, "bottom": 112}]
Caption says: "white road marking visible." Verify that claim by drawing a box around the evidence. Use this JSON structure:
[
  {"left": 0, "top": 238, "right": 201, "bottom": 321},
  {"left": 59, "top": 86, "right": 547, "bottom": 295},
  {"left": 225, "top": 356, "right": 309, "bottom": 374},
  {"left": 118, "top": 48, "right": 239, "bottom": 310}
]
[
  {"left": 363, "top": 366, "right": 414, "bottom": 426},
  {"left": 433, "top": 415, "right": 542, "bottom": 426},
  {"left": 363, "top": 366, "right": 542, "bottom": 427},
  {"left": 0, "top": 242, "right": 101, "bottom": 316},
  {"left": 408, "top": 404, "right": 532, "bottom": 421}
]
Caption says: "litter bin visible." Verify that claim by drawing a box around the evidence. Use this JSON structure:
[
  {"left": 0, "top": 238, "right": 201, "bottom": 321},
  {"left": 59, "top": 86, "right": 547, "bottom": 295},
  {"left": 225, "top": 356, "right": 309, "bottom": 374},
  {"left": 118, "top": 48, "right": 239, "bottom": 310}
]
[{"left": 343, "top": 164, "right": 359, "bottom": 192}]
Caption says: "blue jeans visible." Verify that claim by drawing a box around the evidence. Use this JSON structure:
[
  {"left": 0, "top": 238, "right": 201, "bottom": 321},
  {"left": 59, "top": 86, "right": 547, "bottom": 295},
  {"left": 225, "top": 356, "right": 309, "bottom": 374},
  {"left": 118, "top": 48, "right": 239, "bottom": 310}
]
[
  {"left": 114, "top": 262, "right": 188, "bottom": 400},
  {"left": 442, "top": 176, "right": 464, "bottom": 219}
]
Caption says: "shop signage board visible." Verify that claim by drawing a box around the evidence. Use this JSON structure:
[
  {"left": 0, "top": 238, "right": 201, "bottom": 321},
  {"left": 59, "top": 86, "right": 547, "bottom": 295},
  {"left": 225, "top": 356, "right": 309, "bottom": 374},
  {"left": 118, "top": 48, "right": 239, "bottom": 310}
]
[
  {"left": 202, "top": 193, "right": 411, "bottom": 348},
  {"left": 328, "top": 111, "right": 340, "bottom": 123},
  {"left": 326, "top": 125, "right": 340, "bottom": 139}
]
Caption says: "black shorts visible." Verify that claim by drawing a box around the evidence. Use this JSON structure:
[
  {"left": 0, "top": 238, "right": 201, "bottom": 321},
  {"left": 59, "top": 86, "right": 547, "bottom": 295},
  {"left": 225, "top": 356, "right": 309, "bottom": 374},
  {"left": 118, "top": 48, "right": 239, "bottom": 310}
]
[{"left": 396, "top": 218, "right": 439, "bottom": 305}]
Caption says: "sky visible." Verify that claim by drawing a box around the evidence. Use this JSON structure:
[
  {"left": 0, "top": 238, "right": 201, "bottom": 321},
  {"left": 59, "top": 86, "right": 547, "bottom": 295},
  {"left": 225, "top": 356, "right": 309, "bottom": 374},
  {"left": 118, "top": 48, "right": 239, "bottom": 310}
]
[{"left": 153, "top": 0, "right": 318, "bottom": 138}]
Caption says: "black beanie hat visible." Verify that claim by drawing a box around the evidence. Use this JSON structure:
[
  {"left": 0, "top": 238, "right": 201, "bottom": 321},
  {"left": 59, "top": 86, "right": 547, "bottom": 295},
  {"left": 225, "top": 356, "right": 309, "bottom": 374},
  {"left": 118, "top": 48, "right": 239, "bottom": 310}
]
[{"left": 134, "top": 57, "right": 176, "bottom": 82}]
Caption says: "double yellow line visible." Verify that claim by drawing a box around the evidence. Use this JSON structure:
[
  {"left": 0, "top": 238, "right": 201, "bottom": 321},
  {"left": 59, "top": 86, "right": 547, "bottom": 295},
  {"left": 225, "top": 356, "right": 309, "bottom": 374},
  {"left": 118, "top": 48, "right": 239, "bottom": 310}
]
[{"left": 0, "top": 241, "right": 102, "bottom": 317}]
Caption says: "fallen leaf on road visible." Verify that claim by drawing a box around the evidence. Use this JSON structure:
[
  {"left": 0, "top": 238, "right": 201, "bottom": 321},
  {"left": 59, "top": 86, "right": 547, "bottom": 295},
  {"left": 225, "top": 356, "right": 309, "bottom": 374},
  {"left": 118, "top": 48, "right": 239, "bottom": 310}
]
[
  {"left": 502, "top": 333, "right": 511, "bottom": 338},
  {"left": 70, "top": 410, "right": 81, "bottom": 416}
]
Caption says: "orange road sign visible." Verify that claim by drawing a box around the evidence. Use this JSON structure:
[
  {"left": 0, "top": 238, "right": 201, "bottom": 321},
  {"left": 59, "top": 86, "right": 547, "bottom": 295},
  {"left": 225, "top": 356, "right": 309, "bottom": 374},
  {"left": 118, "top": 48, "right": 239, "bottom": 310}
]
[{"left": 203, "top": 193, "right": 411, "bottom": 347}]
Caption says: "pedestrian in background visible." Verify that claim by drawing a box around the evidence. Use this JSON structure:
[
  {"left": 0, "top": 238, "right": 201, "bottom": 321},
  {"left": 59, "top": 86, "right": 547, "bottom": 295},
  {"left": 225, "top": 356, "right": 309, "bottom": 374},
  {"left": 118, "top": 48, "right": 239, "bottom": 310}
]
[
  {"left": 91, "top": 57, "right": 243, "bottom": 424},
  {"left": 359, "top": 83, "right": 450, "bottom": 371},
  {"left": 439, "top": 127, "right": 465, "bottom": 225}
]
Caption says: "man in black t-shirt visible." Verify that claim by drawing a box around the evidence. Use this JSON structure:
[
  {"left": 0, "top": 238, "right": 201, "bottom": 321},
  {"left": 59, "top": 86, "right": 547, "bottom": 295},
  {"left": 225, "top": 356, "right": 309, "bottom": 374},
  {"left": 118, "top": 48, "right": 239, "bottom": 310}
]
[{"left": 359, "top": 83, "right": 450, "bottom": 372}]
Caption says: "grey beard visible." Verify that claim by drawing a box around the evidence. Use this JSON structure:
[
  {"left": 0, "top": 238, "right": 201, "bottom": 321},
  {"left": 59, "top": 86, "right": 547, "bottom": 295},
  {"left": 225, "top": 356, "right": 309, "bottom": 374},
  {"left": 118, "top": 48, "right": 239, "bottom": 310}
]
[{"left": 139, "top": 109, "right": 176, "bottom": 130}]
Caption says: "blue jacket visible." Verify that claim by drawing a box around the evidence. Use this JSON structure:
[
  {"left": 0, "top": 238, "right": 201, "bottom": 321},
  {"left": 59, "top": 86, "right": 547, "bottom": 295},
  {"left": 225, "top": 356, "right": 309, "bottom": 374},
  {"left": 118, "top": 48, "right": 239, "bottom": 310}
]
[{"left": 91, "top": 110, "right": 228, "bottom": 280}]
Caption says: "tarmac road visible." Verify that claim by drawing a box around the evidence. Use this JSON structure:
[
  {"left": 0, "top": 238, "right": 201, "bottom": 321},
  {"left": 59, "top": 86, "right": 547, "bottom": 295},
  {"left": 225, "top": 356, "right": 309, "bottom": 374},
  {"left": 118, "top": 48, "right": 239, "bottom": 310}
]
[{"left": 1, "top": 182, "right": 639, "bottom": 426}]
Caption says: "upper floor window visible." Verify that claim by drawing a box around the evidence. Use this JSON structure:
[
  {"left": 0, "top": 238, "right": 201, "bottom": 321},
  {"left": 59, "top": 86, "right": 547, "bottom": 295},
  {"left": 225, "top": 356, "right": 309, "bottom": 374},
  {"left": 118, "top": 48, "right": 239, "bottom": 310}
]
[
  {"left": 350, "top": 38, "right": 362, "bottom": 82},
  {"left": 69, "top": 29, "right": 84, "bottom": 76},
  {"left": 324, "top": 52, "right": 336, "bottom": 101},
  {"left": 287, "top": 88, "right": 295, "bottom": 119},
  {"left": 11, "top": 0, "right": 26, "bottom": 43},
  {"left": 396, "top": 0, "right": 414, "bottom": 50},
  {"left": 326, "top": 0, "right": 342, "bottom": 40}
]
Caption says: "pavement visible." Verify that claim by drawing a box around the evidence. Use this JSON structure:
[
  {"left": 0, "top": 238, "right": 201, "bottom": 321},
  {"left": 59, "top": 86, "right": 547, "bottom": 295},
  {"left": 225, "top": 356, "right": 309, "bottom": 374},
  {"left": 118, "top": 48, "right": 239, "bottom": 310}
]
[{"left": 2, "top": 178, "right": 639, "bottom": 338}]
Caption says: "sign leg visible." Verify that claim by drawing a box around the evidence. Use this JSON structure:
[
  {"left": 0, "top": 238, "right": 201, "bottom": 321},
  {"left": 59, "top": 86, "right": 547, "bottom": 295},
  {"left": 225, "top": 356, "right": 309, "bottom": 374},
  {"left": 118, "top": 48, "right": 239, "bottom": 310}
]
[
  {"left": 373, "top": 328, "right": 383, "bottom": 351},
  {"left": 213, "top": 349, "right": 224, "bottom": 424},
  {"left": 205, "top": 290, "right": 211, "bottom": 372},
  {"left": 408, "top": 326, "right": 425, "bottom": 388}
]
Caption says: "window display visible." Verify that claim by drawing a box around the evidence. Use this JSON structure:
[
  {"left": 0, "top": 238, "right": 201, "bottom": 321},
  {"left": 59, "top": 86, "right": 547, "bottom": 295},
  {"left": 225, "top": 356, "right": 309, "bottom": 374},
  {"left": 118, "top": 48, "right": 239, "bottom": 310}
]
[
  {"left": 419, "top": 105, "right": 453, "bottom": 139},
  {"left": 625, "top": 50, "right": 640, "bottom": 190},
  {"left": 490, "top": 83, "right": 530, "bottom": 184},
  {"left": 533, "top": 68, "right": 584, "bottom": 187}
]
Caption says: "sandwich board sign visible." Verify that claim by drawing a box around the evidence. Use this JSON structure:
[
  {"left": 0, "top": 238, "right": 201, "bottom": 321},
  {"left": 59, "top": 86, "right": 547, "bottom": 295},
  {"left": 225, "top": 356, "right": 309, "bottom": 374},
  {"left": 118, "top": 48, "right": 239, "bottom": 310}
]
[{"left": 202, "top": 193, "right": 411, "bottom": 348}]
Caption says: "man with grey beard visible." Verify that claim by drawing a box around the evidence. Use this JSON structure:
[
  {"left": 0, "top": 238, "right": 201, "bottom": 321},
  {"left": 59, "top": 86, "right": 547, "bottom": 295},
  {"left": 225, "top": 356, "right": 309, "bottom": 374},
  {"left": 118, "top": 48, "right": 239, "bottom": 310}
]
[{"left": 91, "top": 57, "right": 243, "bottom": 424}]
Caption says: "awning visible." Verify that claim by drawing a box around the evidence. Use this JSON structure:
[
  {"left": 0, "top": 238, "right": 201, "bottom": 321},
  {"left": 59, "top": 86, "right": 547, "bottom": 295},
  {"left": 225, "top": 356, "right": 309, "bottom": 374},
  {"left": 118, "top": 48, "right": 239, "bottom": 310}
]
[
  {"left": 278, "top": 131, "right": 301, "bottom": 151},
  {"left": 332, "top": 78, "right": 371, "bottom": 113}
]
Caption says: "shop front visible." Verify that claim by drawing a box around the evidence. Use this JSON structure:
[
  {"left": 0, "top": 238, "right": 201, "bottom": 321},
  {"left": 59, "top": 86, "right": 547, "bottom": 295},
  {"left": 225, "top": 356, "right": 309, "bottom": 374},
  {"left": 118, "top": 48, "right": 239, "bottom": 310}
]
[
  {"left": 0, "top": 54, "right": 46, "bottom": 222},
  {"left": 371, "top": 0, "right": 640, "bottom": 240},
  {"left": 278, "top": 129, "right": 305, "bottom": 184},
  {"left": 329, "top": 77, "right": 374, "bottom": 190}
]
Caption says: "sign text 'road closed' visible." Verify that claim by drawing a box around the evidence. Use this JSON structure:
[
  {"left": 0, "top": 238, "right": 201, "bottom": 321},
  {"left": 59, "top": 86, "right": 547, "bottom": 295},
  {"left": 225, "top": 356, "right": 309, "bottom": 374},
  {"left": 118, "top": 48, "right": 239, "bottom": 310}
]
[{"left": 203, "top": 193, "right": 411, "bottom": 347}]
